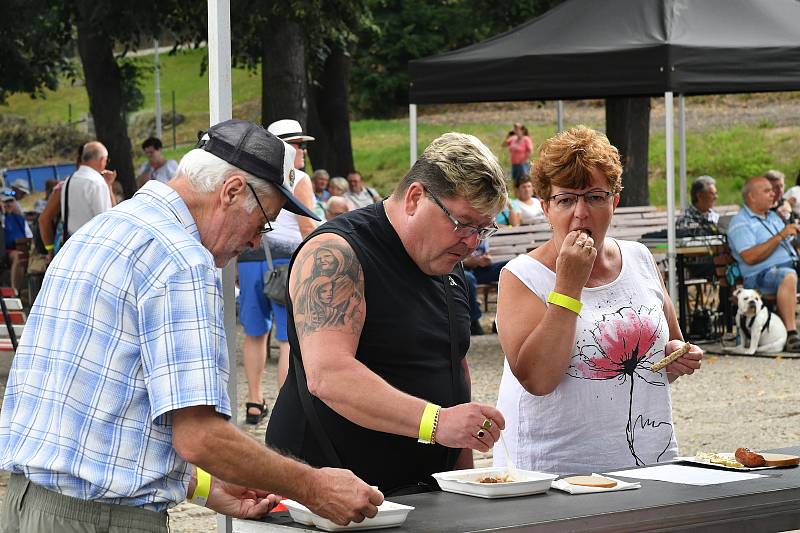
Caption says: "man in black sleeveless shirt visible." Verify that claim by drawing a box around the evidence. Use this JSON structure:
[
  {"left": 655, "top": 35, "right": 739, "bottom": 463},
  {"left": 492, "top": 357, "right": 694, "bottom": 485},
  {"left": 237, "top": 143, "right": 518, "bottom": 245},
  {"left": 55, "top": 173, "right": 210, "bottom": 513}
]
[{"left": 267, "top": 133, "right": 510, "bottom": 494}]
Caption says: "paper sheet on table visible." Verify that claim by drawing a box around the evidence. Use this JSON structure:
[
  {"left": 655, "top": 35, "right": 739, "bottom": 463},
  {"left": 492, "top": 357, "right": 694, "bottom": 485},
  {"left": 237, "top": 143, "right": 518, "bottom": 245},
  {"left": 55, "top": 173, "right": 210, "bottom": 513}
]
[{"left": 605, "top": 464, "right": 764, "bottom": 485}]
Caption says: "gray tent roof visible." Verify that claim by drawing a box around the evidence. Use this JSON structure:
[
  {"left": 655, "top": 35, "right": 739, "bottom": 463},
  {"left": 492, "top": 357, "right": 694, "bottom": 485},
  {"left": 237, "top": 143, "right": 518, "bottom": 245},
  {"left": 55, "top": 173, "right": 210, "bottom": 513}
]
[{"left": 409, "top": 0, "right": 800, "bottom": 104}]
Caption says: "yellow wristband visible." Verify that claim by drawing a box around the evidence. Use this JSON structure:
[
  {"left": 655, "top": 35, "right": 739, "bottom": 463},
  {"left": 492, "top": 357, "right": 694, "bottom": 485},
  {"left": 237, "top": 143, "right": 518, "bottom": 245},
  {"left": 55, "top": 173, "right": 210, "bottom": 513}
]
[
  {"left": 44, "top": 243, "right": 54, "bottom": 252},
  {"left": 418, "top": 403, "right": 440, "bottom": 444},
  {"left": 190, "top": 467, "right": 211, "bottom": 507},
  {"left": 547, "top": 291, "right": 582, "bottom": 315}
]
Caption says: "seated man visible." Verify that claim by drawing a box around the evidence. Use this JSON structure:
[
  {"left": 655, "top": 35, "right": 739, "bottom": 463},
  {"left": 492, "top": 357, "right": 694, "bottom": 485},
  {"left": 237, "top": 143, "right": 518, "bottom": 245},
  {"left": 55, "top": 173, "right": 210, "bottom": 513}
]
[
  {"left": 676, "top": 175, "right": 719, "bottom": 281},
  {"left": 677, "top": 175, "right": 719, "bottom": 233},
  {"left": 463, "top": 238, "right": 508, "bottom": 335},
  {"left": 728, "top": 175, "right": 800, "bottom": 352},
  {"left": 765, "top": 169, "right": 792, "bottom": 222},
  {"left": 2, "top": 194, "right": 33, "bottom": 294}
]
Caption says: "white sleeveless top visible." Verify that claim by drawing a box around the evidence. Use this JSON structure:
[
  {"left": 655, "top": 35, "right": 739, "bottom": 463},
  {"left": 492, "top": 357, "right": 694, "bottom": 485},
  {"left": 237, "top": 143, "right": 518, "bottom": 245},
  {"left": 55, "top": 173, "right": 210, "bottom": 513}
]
[
  {"left": 266, "top": 170, "right": 310, "bottom": 258},
  {"left": 494, "top": 239, "right": 678, "bottom": 475}
]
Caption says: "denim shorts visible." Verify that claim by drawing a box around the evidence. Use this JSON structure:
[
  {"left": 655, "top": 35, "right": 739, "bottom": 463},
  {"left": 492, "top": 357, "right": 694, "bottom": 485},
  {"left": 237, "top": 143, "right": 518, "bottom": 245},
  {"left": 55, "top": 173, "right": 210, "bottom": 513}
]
[{"left": 743, "top": 263, "right": 798, "bottom": 295}]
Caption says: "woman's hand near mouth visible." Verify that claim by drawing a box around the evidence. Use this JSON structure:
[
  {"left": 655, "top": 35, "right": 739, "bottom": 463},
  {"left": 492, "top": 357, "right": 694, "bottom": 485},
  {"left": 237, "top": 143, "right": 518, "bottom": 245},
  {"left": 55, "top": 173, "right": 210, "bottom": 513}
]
[{"left": 554, "top": 230, "right": 597, "bottom": 298}]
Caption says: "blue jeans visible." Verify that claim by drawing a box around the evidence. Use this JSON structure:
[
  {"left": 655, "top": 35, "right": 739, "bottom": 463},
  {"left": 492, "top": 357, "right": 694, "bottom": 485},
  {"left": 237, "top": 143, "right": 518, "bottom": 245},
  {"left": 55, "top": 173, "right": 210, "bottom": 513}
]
[{"left": 511, "top": 163, "right": 530, "bottom": 187}]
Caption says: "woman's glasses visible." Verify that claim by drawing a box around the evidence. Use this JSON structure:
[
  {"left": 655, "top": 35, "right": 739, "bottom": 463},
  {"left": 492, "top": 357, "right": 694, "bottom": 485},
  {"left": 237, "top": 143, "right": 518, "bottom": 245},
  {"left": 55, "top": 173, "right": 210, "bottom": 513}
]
[{"left": 547, "top": 190, "right": 613, "bottom": 211}]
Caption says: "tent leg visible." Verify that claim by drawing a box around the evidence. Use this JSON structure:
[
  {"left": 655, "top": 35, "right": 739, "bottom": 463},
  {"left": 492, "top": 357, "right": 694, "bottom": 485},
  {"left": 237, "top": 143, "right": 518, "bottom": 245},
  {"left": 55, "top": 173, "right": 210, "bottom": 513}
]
[
  {"left": 556, "top": 100, "right": 564, "bottom": 132},
  {"left": 208, "top": 1, "right": 235, "bottom": 531},
  {"left": 679, "top": 94, "right": 687, "bottom": 212},
  {"left": 409, "top": 104, "right": 418, "bottom": 166},
  {"left": 665, "top": 92, "right": 678, "bottom": 308}
]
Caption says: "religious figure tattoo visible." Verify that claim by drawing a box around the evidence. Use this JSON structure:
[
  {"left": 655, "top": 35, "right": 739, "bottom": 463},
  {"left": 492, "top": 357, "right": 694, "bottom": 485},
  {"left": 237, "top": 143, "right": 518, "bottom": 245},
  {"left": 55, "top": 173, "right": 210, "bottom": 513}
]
[{"left": 292, "top": 240, "right": 364, "bottom": 336}]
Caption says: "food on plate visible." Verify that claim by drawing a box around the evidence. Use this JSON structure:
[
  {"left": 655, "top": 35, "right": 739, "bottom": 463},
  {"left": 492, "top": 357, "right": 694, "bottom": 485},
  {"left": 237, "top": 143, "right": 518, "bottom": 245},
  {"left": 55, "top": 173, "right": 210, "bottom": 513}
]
[
  {"left": 562, "top": 475, "right": 617, "bottom": 488},
  {"left": 477, "top": 473, "right": 514, "bottom": 483},
  {"left": 695, "top": 451, "right": 743, "bottom": 468},
  {"left": 650, "top": 342, "right": 690, "bottom": 373},
  {"left": 735, "top": 447, "right": 766, "bottom": 468}
]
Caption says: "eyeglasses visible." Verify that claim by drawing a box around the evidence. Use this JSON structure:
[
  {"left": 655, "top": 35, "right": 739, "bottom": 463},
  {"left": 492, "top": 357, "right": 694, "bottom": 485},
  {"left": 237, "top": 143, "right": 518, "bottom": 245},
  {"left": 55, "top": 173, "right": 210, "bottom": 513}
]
[
  {"left": 547, "top": 189, "right": 613, "bottom": 211},
  {"left": 290, "top": 142, "right": 307, "bottom": 151},
  {"left": 245, "top": 182, "right": 274, "bottom": 235},
  {"left": 426, "top": 189, "right": 498, "bottom": 241}
]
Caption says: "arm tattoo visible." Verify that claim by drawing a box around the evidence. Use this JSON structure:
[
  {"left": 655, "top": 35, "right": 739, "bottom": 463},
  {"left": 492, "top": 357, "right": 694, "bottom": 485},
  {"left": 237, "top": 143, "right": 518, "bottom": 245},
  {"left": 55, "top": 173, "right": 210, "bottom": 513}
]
[{"left": 292, "top": 240, "right": 365, "bottom": 337}]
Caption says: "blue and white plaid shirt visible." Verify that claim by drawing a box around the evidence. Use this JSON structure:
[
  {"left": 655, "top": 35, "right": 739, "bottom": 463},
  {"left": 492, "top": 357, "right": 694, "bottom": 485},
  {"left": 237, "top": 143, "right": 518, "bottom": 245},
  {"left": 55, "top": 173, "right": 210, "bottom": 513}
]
[{"left": 0, "top": 180, "right": 231, "bottom": 512}]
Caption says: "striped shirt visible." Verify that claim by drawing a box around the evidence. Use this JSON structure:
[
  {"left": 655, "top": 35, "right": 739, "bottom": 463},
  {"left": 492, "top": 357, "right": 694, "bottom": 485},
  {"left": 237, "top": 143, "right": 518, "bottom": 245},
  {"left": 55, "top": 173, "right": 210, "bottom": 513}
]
[{"left": 0, "top": 180, "right": 231, "bottom": 512}]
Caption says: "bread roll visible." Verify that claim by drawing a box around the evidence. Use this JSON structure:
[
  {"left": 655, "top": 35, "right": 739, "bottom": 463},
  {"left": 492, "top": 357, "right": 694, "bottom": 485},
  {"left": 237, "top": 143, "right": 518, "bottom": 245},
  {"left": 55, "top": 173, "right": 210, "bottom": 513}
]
[{"left": 562, "top": 475, "right": 618, "bottom": 488}]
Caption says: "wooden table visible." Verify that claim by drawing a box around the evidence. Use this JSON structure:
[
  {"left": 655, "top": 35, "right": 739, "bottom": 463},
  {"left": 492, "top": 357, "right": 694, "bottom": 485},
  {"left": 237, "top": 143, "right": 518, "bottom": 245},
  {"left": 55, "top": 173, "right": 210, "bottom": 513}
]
[{"left": 232, "top": 446, "right": 800, "bottom": 533}]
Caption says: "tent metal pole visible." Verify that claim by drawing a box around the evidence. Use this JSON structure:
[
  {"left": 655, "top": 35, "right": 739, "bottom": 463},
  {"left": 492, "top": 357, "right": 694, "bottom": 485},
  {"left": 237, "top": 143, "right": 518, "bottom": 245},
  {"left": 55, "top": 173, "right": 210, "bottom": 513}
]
[
  {"left": 154, "top": 39, "right": 162, "bottom": 139},
  {"left": 665, "top": 92, "right": 678, "bottom": 307},
  {"left": 409, "top": 104, "right": 418, "bottom": 165},
  {"left": 208, "top": 1, "right": 235, "bottom": 531},
  {"left": 556, "top": 100, "right": 564, "bottom": 132},
  {"left": 679, "top": 94, "right": 687, "bottom": 211}
]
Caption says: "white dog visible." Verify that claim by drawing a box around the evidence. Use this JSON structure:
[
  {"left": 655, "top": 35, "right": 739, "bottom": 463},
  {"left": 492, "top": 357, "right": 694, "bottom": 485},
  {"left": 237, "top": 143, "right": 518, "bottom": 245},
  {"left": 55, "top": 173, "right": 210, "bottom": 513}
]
[{"left": 724, "top": 288, "right": 787, "bottom": 355}]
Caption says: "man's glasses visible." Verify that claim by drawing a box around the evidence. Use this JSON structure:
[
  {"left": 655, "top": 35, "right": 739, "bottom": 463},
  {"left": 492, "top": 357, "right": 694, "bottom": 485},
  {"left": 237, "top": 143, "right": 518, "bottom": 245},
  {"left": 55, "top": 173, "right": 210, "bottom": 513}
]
[
  {"left": 290, "top": 142, "right": 307, "bottom": 151},
  {"left": 245, "top": 182, "right": 274, "bottom": 235},
  {"left": 426, "top": 189, "right": 498, "bottom": 241},
  {"left": 547, "top": 190, "right": 613, "bottom": 211}
]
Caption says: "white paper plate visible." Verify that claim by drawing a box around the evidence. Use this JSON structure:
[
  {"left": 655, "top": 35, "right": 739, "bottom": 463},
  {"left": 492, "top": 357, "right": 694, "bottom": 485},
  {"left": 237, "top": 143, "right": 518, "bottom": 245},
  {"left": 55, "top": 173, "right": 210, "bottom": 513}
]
[
  {"left": 432, "top": 467, "right": 558, "bottom": 499},
  {"left": 281, "top": 499, "right": 414, "bottom": 531}
]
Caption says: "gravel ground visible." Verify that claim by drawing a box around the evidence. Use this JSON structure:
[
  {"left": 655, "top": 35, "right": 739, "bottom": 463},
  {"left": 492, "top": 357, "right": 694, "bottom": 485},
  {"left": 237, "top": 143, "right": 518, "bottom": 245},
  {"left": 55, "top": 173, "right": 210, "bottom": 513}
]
[{"left": 3, "top": 318, "right": 797, "bottom": 532}]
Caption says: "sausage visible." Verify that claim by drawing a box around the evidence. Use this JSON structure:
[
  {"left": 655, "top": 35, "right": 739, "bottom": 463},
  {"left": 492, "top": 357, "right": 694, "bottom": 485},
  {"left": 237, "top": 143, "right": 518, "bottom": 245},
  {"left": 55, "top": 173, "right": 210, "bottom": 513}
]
[{"left": 735, "top": 447, "right": 766, "bottom": 468}]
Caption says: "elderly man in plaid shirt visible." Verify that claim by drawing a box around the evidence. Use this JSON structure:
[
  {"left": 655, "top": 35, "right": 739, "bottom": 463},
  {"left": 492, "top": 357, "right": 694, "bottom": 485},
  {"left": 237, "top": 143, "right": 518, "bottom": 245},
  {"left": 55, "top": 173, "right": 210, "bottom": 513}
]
[{"left": 0, "top": 120, "right": 383, "bottom": 533}]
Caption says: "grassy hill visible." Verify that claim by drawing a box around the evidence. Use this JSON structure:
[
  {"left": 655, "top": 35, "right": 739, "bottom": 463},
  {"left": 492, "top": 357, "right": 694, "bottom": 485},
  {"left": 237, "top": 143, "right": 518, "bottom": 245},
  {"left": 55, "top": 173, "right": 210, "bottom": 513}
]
[{"left": 2, "top": 47, "right": 800, "bottom": 207}]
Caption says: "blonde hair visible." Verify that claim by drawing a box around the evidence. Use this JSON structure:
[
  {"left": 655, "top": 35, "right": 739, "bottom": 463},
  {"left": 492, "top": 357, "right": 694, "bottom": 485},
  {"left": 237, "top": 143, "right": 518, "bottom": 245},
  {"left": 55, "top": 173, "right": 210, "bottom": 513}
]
[
  {"left": 394, "top": 132, "right": 507, "bottom": 215},
  {"left": 532, "top": 125, "right": 623, "bottom": 199}
]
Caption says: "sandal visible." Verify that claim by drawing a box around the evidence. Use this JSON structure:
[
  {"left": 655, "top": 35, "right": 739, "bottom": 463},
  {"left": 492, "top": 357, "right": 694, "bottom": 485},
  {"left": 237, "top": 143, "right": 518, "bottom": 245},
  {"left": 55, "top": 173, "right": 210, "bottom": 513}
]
[
  {"left": 245, "top": 401, "right": 269, "bottom": 424},
  {"left": 785, "top": 335, "right": 800, "bottom": 353}
]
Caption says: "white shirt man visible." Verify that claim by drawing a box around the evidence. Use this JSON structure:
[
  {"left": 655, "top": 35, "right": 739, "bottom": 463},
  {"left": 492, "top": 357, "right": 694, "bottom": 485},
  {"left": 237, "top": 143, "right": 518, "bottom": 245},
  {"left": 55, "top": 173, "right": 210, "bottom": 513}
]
[{"left": 61, "top": 142, "right": 115, "bottom": 236}]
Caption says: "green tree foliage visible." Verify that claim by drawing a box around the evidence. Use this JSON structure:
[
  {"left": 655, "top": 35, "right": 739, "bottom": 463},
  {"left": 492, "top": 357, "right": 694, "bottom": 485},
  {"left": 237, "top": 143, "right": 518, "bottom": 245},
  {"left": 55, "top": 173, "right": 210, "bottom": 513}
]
[
  {"left": 0, "top": 0, "right": 72, "bottom": 104},
  {"left": 350, "top": 0, "right": 564, "bottom": 117}
]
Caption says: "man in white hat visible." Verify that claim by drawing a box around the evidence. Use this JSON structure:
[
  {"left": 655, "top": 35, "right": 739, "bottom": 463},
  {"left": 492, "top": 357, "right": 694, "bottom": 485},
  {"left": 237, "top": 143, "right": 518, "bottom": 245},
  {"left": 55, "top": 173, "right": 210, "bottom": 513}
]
[
  {"left": 253, "top": 119, "right": 320, "bottom": 394},
  {"left": 0, "top": 120, "right": 381, "bottom": 532},
  {"left": 9, "top": 179, "right": 30, "bottom": 202}
]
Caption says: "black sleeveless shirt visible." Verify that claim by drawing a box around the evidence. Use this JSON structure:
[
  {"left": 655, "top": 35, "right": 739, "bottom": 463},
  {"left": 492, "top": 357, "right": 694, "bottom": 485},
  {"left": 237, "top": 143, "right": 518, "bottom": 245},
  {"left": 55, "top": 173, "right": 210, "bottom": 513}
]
[{"left": 266, "top": 202, "right": 471, "bottom": 493}]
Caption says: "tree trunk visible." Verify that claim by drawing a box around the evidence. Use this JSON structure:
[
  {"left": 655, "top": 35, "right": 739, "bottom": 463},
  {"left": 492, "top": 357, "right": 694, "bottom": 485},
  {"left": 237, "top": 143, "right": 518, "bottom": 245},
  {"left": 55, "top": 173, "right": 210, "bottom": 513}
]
[
  {"left": 74, "top": 1, "right": 135, "bottom": 199},
  {"left": 605, "top": 97, "right": 651, "bottom": 207},
  {"left": 307, "top": 48, "right": 355, "bottom": 177},
  {"left": 261, "top": 18, "right": 308, "bottom": 129}
]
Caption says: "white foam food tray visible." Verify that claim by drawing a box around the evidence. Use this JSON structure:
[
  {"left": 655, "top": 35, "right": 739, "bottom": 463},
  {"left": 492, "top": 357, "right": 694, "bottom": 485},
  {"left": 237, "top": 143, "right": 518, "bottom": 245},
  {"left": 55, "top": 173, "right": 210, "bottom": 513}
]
[
  {"left": 432, "top": 467, "right": 558, "bottom": 499},
  {"left": 281, "top": 499, "right": 414, "bottom": 531}
]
